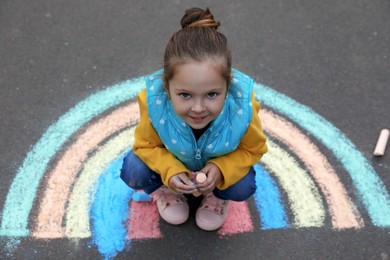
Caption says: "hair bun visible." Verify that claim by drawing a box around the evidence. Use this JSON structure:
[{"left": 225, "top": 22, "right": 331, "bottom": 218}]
[{"left": 180, "top": 7, "right": 220, "bottom": 30}]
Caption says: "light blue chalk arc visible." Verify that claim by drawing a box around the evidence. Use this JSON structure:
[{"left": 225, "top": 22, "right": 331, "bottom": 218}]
[
  {"left": 0, "top": 76, "right": 146, "bottom": 237},
  {"left": 1, "top": 72, "right": 389, "bottom": 239},
  {"left": 253, "top": 83, "right": 390, "bottom": 227}
]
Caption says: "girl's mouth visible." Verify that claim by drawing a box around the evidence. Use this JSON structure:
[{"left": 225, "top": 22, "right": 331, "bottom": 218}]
[{"left": 189, "top": 115, "right": 207, "bottom": 123}]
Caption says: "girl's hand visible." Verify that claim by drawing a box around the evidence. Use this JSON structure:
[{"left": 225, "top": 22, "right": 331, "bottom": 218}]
[
  {"left": 196, "top": 163, "right": 223, "bottom": 195},
  {"left": 168, "top": 172, "right": 197, "bottom": 194}
]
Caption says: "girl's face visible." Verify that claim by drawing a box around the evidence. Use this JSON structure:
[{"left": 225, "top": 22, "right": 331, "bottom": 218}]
[{"left": 168, "top": 60, "right": 227, "bottom": 129}]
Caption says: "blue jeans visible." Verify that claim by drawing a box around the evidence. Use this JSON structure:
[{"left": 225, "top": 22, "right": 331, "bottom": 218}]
[{"left": 120, "top": 150, "right": 257, "bottom": 201}]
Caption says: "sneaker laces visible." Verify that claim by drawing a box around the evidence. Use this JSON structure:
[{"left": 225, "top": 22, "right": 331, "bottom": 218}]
[
  {"left": 200, "top": 193, "right": 229, "bottom": 216},
  {"left": 152, "top": 187, "right": 186, "bottom": 210}
]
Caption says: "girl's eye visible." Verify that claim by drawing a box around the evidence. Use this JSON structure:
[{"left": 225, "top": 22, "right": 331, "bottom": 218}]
[
  {"left": 179, "top": 93, "right": 191, "bottom": 99},
  {"left": 207, "top": 92, "right": 218, "bottom": 98}
]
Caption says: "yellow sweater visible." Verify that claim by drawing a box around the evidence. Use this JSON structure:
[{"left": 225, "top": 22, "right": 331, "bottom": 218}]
[{"left": 133, "top": 89, "right": 268, "bottom": 190}]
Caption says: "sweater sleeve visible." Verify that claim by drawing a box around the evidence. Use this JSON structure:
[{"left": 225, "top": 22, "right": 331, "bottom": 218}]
[
  {"left": 132, "top": 89, "right": 190, "bottom": 186},
  {"left": 208, "top": 92, "right": 268, "bottom": 190}
]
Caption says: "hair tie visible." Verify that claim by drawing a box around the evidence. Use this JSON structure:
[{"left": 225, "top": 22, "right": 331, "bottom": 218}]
[{"left": 188, "top": 18, "right": 220, "bottom": 29}]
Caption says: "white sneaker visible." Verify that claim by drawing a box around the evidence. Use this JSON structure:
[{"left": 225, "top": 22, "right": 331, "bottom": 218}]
[
  {"left": 195, "top": 193, "right": 230, "bottom": 231},
  {"left": 151, "top": 186, "right": 189, "bottom": 225}
]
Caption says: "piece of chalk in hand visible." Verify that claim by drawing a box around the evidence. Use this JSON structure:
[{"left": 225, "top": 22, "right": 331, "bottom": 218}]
[
  {"left": 373, "top": 129, "right": 389, "bottom": 156},
  {"left": 193, "top": 172, "right": 207, "bottom": 197},
  {"left": 196, "top": 172, "right": 207, "bottom": 183}
]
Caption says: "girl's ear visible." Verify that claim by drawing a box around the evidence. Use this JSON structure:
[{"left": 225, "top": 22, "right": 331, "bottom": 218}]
[
  {"left": 164, "top": 84, "right": 171, "bottom": 99},
  {"left": 162, "top": 76, "right": 171, "bottom": 98}
]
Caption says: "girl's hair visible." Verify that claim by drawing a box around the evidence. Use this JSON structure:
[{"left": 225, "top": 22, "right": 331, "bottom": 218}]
[{"left": 163, "top": 7, "right": 232, "bottom": 89}]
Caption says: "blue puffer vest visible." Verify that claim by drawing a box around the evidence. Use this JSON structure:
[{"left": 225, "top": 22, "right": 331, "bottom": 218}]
[{"left": 145, "top": 69, "right": 254, "bottom": 171}]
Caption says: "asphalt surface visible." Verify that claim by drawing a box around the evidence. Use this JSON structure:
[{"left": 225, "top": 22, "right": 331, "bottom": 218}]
[{"left": 1, "top": 0, "right": 390, "bottom": 259}]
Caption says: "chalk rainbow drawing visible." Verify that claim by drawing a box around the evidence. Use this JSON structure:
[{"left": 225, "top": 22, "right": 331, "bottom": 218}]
[{"left": 1, "top": 72, "right": 390, "bottom": 259}]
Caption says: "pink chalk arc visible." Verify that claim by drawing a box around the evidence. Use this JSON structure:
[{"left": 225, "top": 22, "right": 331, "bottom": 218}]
[
  {"left": 260, "top": 109, "right": 363, "bottom": 229},
  {"left": 33, "top": 102, "right": 139, "bottom": 238},
  {"left": 30, "top": 99, "right": 366, "bottom": 240}
]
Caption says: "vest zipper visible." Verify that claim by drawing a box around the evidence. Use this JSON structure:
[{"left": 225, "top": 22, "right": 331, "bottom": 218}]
[
  {"left": 194, "top": 131, "right": 210, "bottom": 160},
  {"left": 195, "top": 149, "right": 201, "bottom": 159}
]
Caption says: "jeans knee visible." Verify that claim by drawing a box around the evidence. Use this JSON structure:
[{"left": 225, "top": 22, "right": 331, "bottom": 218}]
[
  {"left": 214, "top": 167, "right": 256, "bottom": 201},
  {"left": 120, "top": 151, "right": 146, "bottom": 189},
  {"left": 120, "top": 150, "right": 163, "bottom": 193},
  {"left": 120, "top": 153, "right": 133, "bottom": 187},
  {"left": 221, "top": 183, "right": 256, "bottom": 201},
  {"left": 233, "top": 182, "right": 256, "bottom": 201}
]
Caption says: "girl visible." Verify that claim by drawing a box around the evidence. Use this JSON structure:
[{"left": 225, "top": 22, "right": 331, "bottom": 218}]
[{"left": 121, "top": 7, "right": 268, "bottom": 231}]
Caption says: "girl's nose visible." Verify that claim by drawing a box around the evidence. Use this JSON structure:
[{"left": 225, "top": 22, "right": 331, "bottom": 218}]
[{"left": 191, "top": 99, "right": 206, "bottom": 113}]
